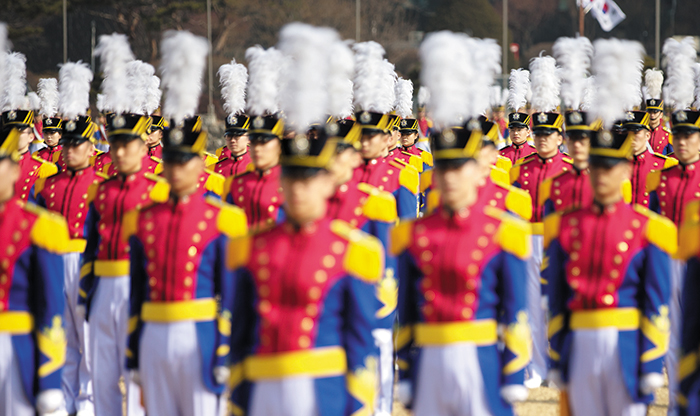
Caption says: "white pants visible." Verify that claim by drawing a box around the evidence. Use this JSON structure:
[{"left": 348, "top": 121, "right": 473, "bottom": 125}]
[
  {"left": 527, "top": 235, "right": 547, "bottom": 381},
  {"left": 413, "top": 343, "right": 492, "bottom": 416},
  {"left": 666, "top": 258, "right": 686, "bottom": 416},
  {"left": 61, "top": 252, "right": 93, "bottom": 415},
  {"left": 88, "top": 275, "right": 144, "bottom": 416},
  {"left": 250, "top": 376, "right": 319, "bottom": 416},
  {"left": 568, "top": 329, "right": 646, "bottom": 416},
  {"left": 0, "top": 334, "right": 34, "bottom": 416},
  {"left": 140, "top": 321, "right": 219, "bottom": 416},
  {"left": 372, "top": 328, "right": 394, "bottom": 415}
]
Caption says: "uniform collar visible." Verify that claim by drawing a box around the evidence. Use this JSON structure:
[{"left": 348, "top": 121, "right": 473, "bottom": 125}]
[
  {"left": 536, "top": 152, "right": 560, "bottom": 164},
  {"left": 591, "top": 198, "right": 625, "bottom": 215},
  {"left": 284, "top": 217, "right": 327, "bottom": 236}
]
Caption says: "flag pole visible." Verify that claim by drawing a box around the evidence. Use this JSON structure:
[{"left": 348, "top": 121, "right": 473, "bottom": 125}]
[{"left": 579, "top": 2, "right": 585, "bottom": 37}]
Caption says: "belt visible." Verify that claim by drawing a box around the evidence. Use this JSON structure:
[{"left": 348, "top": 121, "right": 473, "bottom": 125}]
[
  {"left": 141, "top": 298, "right": 217, "bottom": 322},
  {"left": 0, "top": 311, "right": 34, "bottom": 334},
  {"left": 531, "top": 222, "right": 544, "bottom": 235},
  {"left": 414, "top": 319, "right": 498, "bottom": 346},
  {"left": 244, "top": 347, "right": 347, "bottom": 380},
  {"left": 65, "top": 239, "right": 86, "bottom": 253},
  {"left": 94, "top": 260, "right": 130, "bottom": 277},
  {"left": 570, "top": 308, "right": 640, "bottom": 330}
]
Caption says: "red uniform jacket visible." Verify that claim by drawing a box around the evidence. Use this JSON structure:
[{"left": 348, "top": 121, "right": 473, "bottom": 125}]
[
  {"left": 16, "top": 152, "right": 58, "bottom": 202},
  {"left": 500, "top": 142, "right": 537, "bottom": 164},
  {"left": 210, "top": 151, "right": 253, "bottom": 178},
  {"left": 630, "top": 150, "right": 676, "bottom": 207},
  {"left": 647, "top": 158, "right": 700, "bottom": 226},
  {"left": 36, "top": 145, "right": 66, "bottom": 171},
  {"left": 225, "top": 165, "right": 284, "bottom": 233}
]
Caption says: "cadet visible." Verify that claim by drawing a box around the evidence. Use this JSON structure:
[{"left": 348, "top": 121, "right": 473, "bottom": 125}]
[
  {"left": 0, "top": 127, "right": 69, "bottom": 416},
  {"left": 393, "top": 120, "right": 531, "bottom": 416},
  {"left": 35, "top": 115, "right": 65, "bottom": 171},
  {"left": 210, "top": 115, "right": 253, "bottom": 178},
  {"left": 500, "top": 111, "right": 536, "bottom": 164},
  {"left": 399, "top": 117, "right": 433, "bottom": 172},
  {"left": 647, "top": 98, "right": 672, "bottom": 155}
]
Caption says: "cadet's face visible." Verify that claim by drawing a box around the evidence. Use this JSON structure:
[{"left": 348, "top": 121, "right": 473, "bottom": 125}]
[
  {"left": 565, "top": 136, "right": 590, "bottom": 166},
  {"left": 590, "top": 162, "right": 631, "bottom": 202},
  {"left": 434, "top": 160, "right": 480, "bottom": 211},
  {"left": 0, "top": 158, "right": 20, "bottom": 202},
  {"left": 250, "top": 138, "right": 281, "bottom": 171},
  {"left": 477, "top": 146, "right": 498, "bottom": 173},
  {"left": 360, "top": 132, "right": 387, "bottom": 160},
  {"left": 400, "top": 132, "right": 418, "bottom": 148},
  {"left": 44, "top": 131, "right": 62, "bottom": 147},
  {"left": 388, "top": 129, "right": 400, "bottom": 149},
  {"left": 163, "top": 156, "right": 203, "bottom": 197},
  {"left": 110, "top": 139, "right": 147, "bottom": 174},
  {"left": 226, "top": 133, "right": 250, "bottom": 156},
  {"left": 145, "top": 129, "right": 162, "bottom": 147},
  {"left": 18, "top": 127, "right": 33, "bottom": 153},
  {"left": 281, "top": 171, "right": 335, "bottom": 224},
  {"left": 649, "top": 110, "right": 662, "bottom": 122},
  {"left": 631, "top": 129, "right": 650, "bottom": 155},
  {"left": 674, "top": 131, "right": 700, "bottom": 164},
  {"left": 510, "top": 127, "right": 529, "bottom": 145},
  {"left": 328, "top": 148, "right": 361, "bottom": 186},
  {"left": 63, "top": 141, "right": 93, "bottom": 170},
  {"left": 533, "top": 131, "right": 562, "bottom": 158}
]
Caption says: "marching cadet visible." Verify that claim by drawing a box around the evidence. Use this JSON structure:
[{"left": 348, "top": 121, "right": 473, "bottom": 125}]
[
  {"left": 644, "top": 69, "right": 673, "bottom": 155},
  {"left": 500, "top": 68, "right": 536, "bottom": 164},
  {"left": 227, "top": 127, "right": 383, "bottom": 416},
  {"left": 145, "top": 115, "right": 164, "bottom": 162},
  {"left": 625, "top": 111, "right": 677, "bottom": 207},
  {"left": 399, "top": 117, "right": 434, "bottom": 172},
  {"left": 393, "top": 119, "right": 532, "bottom": 416},
  {"left": 125, "top": 63, "right": 247, "bottom": 414},
  {"left": 0, "top": 127, "right": 70, "bottom": 416},
  {"left": 210, "top": 115, "right": 252, "bottom": 178},
  {"left": 215, "top": 58, "right": 249, "bottom": 162},
  {"left": 35, "top": 78, "right": 66, "bottom": 171}
]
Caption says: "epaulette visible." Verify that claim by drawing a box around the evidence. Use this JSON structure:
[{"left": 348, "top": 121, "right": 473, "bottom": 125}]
[
  {"left": 121, "top": 209, "right": 139, "bottom": 242},
  {"left": 484, "top": 206, "right": 531, "bottom": 259},
  {"left": 678, "top": 200, "right": 700, "bottom": 260},
  {"left": 421, "top": 150, "right": 433, "bottom": 167},
  {"left": 241, "top": 163, "right": 255, "bottom": 175},
  {"left": 206, "top": 161, "right": 221, "bottom": 171},
  {"left": 420, "top": 169, "right": 433, "bottom": 193},
  {"left": 330, "top": 219, "right": 383, "bottom": 283},
  {"left": 206, "top": 196, "right": 248, "bottom": 238},
  {"left": 204, "top": 169, "right": 225, "bottom": 196},
  {"left": 388, "top": 160, "right": 405, "bottom": 171},
  {"left": 646, "top": 170, "right": 662, "bottom": 193},
  {"left": 86, "top": 179, "right": 107, "bottom": 204},
  {"left": 227, "top": 235, "right": 251, "bottom": 270},
  {"left": 401, "top": 152, "right": 424, "bottom": 173},
  {"left": 562, "top": 155, "right": 574, "bottom": 164},
  {"left": 633, "top": 204, "right": 678, "bottom": 255},
  {"left": 509, "top": 163, "right": 520, "bottom": 185},
  {"left": 89, "top": 153, "right": 100, "bottom": 166},
  {"left": 663, "top": 126, "right": 671, "bottom": 134},
  {"left": 215, "top": 147, "right": 225, "bottom": 158},
  {"left": 490, "top": 167, "right": 510, "bottom": 188},
  {"left": 223, "top": 176, "right": 234, "bottom": 197},
  {"left": 505, "top": 186, "right": 533, "bottom": 221},
  {"left": 51, "top": 151, "right": 62, "bottom": 164},
  {"left": 25, "top": 203, "right": 69, "bottom": 253},
  {"left": 496, "top": 155, "right": 512, "bottom": 172},
  {"left": 397, "top": 164, "right": 419, "bottom": 194},
  {"left": 538, "top": 178, "right": 553, "bottom": 207},
  {"left": 357, "top": 183, "right": 398, "bottom": 223},
  {"left": 204, "top": 152, "right": 218, "bottom": 167},
  {"left": 32, "top": 154, "right": 59, "bottom": 178},
  {"left": 101, "top": 163, "right": 113, "bottom": 175},
  {"left": 542, "top": 212, "right": 562, "bottom": 250},
  {"left": 145, "top": 172, "right": 170, "bottom": 203},
  {"left": 389, "top": 220, "right": 414, "bottom": 256},
  {"left": 663, "top": 156, "right": 678, "bottom": 169},
  {"left": 154, "top": 163, "right": 163, "bottom": 175},
  {"left": 150, "top": 156, "right": 162, "bottom": 164},
  {"left": 621, "top": 178, "right": 632, "bottom": 204},
  {"left": 34, "top": 177, "right": 47, "bottom": 195},
  {"left": 95, "top": 171, "right": 111, "bottom": 180},
  {"left": 425, "top": 189, "right": 440, "bottom": 214}
]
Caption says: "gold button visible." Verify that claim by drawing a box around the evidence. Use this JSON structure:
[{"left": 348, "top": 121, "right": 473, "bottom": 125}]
[
  {"left": 571, "top": 229, "right": 579, "bottom": 237},
  {"left": 570, "top": 252, "right": 579, "bottom": 261},
  {"left": 467, "top": 264, "right": 479, "bottom": 275},
  {"left": 301, "top": 317, "right": 314, "bottom": 331},
  {"left": 309, "top": 287, "right": 322, "bottom": 300},
  {"left": 613, "top": 255, "right": 623, "bottom": 265},
  {"left": 183, "top": 292, "right": 192, "bottom": 300},
  {"left": 0, "top": 274, "right": 7, "bottom": 284},
  {"left": 424, "top": 290, "right": 435, "bottom": 301},
  {"left": 258, "top": 268, "right": 270, "bottom": 281},
  {"left": 466, "top": 279, "right": 476, "bottom": 290},
  {"left": 257, "top": 253, "right": 270, "bottom": 265},
  {"left": 331, "top": 241, "right": 345, "bottom": 254},
  {"left": 148, "top": 263, "right": 156, "bottom": 272},
  {"left": 602, "top": 294, "right": 614, "bottom": 305},
  {"left": 421, "top": 251, "right": 433, "bottom": 262},
  {"left": 471, "top": 250, "right": 483, "bottom": 261},
  {"left": 238, "top": 196, "right": 244, "bottom": 202},
  {"left": 606, "top": 283, "right": 616, "bottom": 292},
  {"left": 610, "top": 270, "right": 620, "bottom": 279},
  {"left": 184, "top": 277, "right": 193, "bottom": 287},
  {"left": 99, "top": 223, "right": 106, "bottom": 231},
  {"left": 306, "top": 304, "right": 318, "bottom": 316},
  {"left": 461, "top": 308, "right": 473, "bottom": 319},
  {"left": 568, "top": 218, "right": 578, "bottom": 226},
  {"left": 259, "top": 285, "right": 270, "bottom": 297},
  {"left": 268, "top": 205, "right": 275, "bottom": 213},
  {"left": 149, "top": 277, "right": 157, "bottom": 286},
  {"left": 192, "top": 233, "right": 201, "bottom": 243},
  {"left": 477, "top": 236, "right": 489, "bottom": 248},
  {"left": 185, "top": 262, "right": 195, "bottom": 271},
  {"left": 632, "top": 219, "right": 641, "bottom": 229},
  {"left": 353, "top": 207, "right": 363, "bottom": 216},
  {"left": 258, "top": 300, "right": 271, "bottom": 314},
  {"left": 422, "top": 305, "right": 433, "bottom": 315},
  {"left": 298, "top": 336, "right": 311, "bottom": 348},
  {"left": 198, "top": 221, "right": 207, "bottom": 231},
  {"left": 570, "top": 280, "right": 579, "bottom": 289},
  {"left": 422, "top": 279, "right": 432, "bottom": 288},
  {"left": 617, "top": 242, "right": 629, "bottom": 252},
  {"left": 423, "top": 264, "right": 433, "bottom": 275},
  {"left": 323, "top": 255, "right": 336, "bottom": 268},
  {"left": 464, "top": 293, "right": 475, "bottom": 304},
  {"left": 205, "top": 210, "right": 215, "bottom": 219},
  {"left": 188, "top": 246, "right": 197, "bottom": 257},
  {"left": 484, "top": 224, "right": 496, "bottom": 234},
  {"left": 5, "top": 246, "right": 14, "bottom": 256},
  {"left": 146, "top": 235, "right": 155, "bottom": 244},
  {"left": 314, "top": 270, "right": 327, "bottom": 283},
  {"left": 12, "top": 231, "right": 21, "bottom": 242},
  {"left": 417, "top": 236, "right": 429, "bottom": 248},
  {"left": 624, "top": 230, "right": 633, "bottom": 239},
  {"left": 150, "top": 291, "right": 159, "bottom": 300},
  {"left": 572, "top": 241, "right": 582, "bottom": 250},
  {"left": 146, "top": 222, "right": 154, "bottom": 231},
  {"left": 571, "top": 267, "right": 580, "bottom": 276}
]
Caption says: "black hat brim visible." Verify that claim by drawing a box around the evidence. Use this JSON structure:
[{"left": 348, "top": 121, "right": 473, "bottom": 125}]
[
  {"left": 249, "top": 133, "right": 279, "bottom": 143},
  {"left": 434, "top": 158, "right": 475, "bottom": 170},
  {"left": 281, "top": 166, "right": 326, "bottom": 179},
  {"left": 59, "top": 137, "right": 90, "bottom": 146},
  {"left": 108, "top": 133, "right": 142, "bottom": 143},
  {"left": 589, "top": 155, "right": 629, "bottom": 168},
  {"left": 672, "top": 126, "right": 700, "bottom": 135},
  {"left": 508, "top": 122, "right": 529, "bottom": 129},
  {"left": 532, "top": 127, "right": 559, "bottom": 135},
  {"left": 162, "top": 151, "right": 199, "bottom": 164}
]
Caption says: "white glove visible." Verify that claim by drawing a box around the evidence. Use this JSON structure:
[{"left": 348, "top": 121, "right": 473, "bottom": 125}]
[
  {"left": 214, "top": 366, "right": 230, "bottom": 385},
  {"left": 36, "top": 389, "right": 64, "bottom": 415},
  {"left": 75, "top": 305, "right": 86, "bottom": 320},
  {"left": 546, "top": 369, "right": 565, "bottom": 391},
  {"left": 130, "top": 370, "right": 141, "bottom": 387},
  {"left": 640, "top": 372, "right": 664, "bottom": 395},
  {"left": 396, "top": 380, "right": 413, "bottom": 407},
  {"left": 374, "top": 412, "right": 392, "bottom": 416},
  {"left": 499, "top": 384, "right": 529, "bottom": 404}
]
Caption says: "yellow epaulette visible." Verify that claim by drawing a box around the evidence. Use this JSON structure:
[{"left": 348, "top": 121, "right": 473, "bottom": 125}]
[
  {"left": 227, "top": 235, "right": 252, "bottom": 270},
  {"left": 34, "top": 178, "right": 47, "bottom": 195},
  {"left": 484, "top": 206, "right": 531, "bottom": 259},
  {"left": 241, "top": 162, "right": 255, "bottom": 175},
  {"left": 51, "top": 151, "right": 62, "bottom": 164},
  {"left": 89, "top": 153, "right": 99, "bottom": 166},
  {"left": 678, "top": 200, "right": 700, "bottom": 260},
  {"left": 204, "top": 169, "right": 225, "bottom": 196},
  {"left": 425, "top": 189, "right": 440, "bottom": 214},
  {"left": 663, "top": 126, "right": 671, "bottom": 134},
  {"left": 32, "top": 154, "right": 59, "bottom": 178},
  {"left": 421, "top": 150, "right": 433, "bottom": 167},
  {"left": 25, "top": 203, "right": 70, "bottom": 253},
  {"left": 145, "top": 172, "right": 170, "bottom": 203},
  {"left": 121, "top": 209, "right": 139, "bottom": 242},
  {"left": 633, "top": 204, "right": 678, "bottom": 255},
  {"left": 622, "top": 179, "right": 632, "bottom": 204},
  {"left": 389, "top": 220, "right": 414, "bottom": 256},
  {"left": 490, "top": 166, "right": 510, "bottom": 188},
  {"left": 646, "top": 170, "right": 662, "bottom": 193},
  {"left": 87, "top": 181, "right": 101, "bottom": 204},
  {"left": 216, "top": 147, "right": 224, "bottom": 158},
  {"left": 496, "top": 155, "right": 512, "bottom": 172},
  {"left": 543, "top": 212, "right": 562, "bottom": 250},
  {"left": 420, "top": 169, "right": 433, "bottom": 193},
  {"left": 538, "top": 178, "right": 553, "bottom": 207},
  {"left": 206, "top": 196, "right": 248, "bottom": 238},
  {"left": 95, "top": 171, "right": 111, "bottom": 180},
  {"left": 205, "top": 161, "right": 219, "bottom": 171},
  {"left": 204, "top": 152, "right": 219, "bottom": 167},
  {"left": 330, "top": 219, "right": 384, "bottom": 283},
  {"left": 154, "top": 163, "right": 163, "bottom": 175},
  {"left": 101, "top": 163, "right": 113, "bottom": 175},
  {"left": 357, "top": 183, "right": 398, "bottom": 223},
  {"left": 223, "top": 176, "right": 234, "bottom": 197},
  {"left": 505, "top": 186, "right": 533, "bottom": 221},
  {"left": 663, "top": 155, "right": 678, "bottom": 169},
  {"left": 510, "top": 155, "right": 534, "bottom": 184},
  {"left": 562, "top": 155, "right": 574, "bottom": 164},
  {"left": 397, "top": 163, "right": 419, "bottom": 194},
  {"left": 401, "top": 152, "right": 424, "bottom": 173}
]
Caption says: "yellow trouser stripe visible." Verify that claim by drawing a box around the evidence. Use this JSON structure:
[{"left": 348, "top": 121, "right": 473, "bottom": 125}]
[
  {"left": 141, "top": 299, "right": 217, "bottom": 322},
  {"left": 244, "top": 347, "right": 347, "bottom": 380},
  {"left": 0, "top": 311, "right": 34, "bottom": 334},
  {"left": 570, "top": 308, "right": 640, "bottom": 330},
  {"left": 414, "top": 319, "right": 498, "bottom": 346},
  {"left": 94, "top": 260, "right": 130, "bottom": 277}
]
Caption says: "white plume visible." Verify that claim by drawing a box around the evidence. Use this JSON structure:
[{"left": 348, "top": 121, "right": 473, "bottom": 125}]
[
  {"left": 37, "top": 78, "right": 59, "bottom": 117},
  {"left": 245, "top": 45, "right": 284, "bottom": 116},
  {"left": 553, "top": 37, "right": 593, "bottom": 110},
  {"left": 529, "top": 54, "right": 560, "bottom": 112},
  {"left": 420, "top": 31, "right": 472, "bottom": 128},
  {"left": 591, "top": 39, "right": 645, "bottom": 129},
  {"left": 126, "top": 60, "right": 155, "bottom": 114},
  {"left": 417, "top": 86, "right": 430, "bottom": 108},
  {"left": 394, "top": 78, "right": 413, "bottom": 118},
  {"left": 663, "top": 37, "right": 696, "bottom": 110},
  {"left": 328, "top": 40, "right": 354, "bottom": 119},
  {"left": 644, "top": 68, "right": 664, "bottom": 99},
  {"left": 96, "top": 93, "right": 108, "bottom": 113},
  {"left": 58, "top": 61, "right": 94, "bottom": 120},
  {"left": 0, "top": 24, "right": 7, "bottom": 100},
  {"left": 1, "top": 52, "right": 27, "bottom": 112},
  {"left": 693, "top": 63, "right": 700, "bottom": 109},
  {"left": 145, "top": 76, "right": 161, "bottom": 115},
  {"left": 26, "top": 92, "right": 40, "bottom": 111},
  {"left": 218, "top": 59, "right": 248, "bottom": 117},
  {"left": 160, "top": 30, "right": 209, "bottom": 123},
  {"left": 353, "top": 41, "right": 396, "bottom": 113},
  {"left": 278, "top": 23, "right": 339, "bottom": 133},
  {"left": 508, "top": 69, "right": 530, "bottom": 111},
  {"left": 490, "top": 85, "right": 503, "bottom": 109},
  {"left": 580, "top": 76, "right": 596, "bottom": 111},
  {"left": 466, "top": 37, "right": 501, "bottom": 116},
  {"left": 94, "top": 33, "right": 134, "bottom": 115}
]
